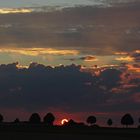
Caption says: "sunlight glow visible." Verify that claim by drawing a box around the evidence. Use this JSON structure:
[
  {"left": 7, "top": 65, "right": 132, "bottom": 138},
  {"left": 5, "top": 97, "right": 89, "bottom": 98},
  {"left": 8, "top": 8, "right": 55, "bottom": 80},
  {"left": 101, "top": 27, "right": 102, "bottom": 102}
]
[
  {"left": 115, "top": 56, "right": 134, "bottom": 62},
  {"left": 0, "top": 8, "right": 33, "bottom": 14},
  {"left": 126, "top": 64, "right": 140, "bottom": 73},
  {"left": 61, "top": 119, "right": 68, "bottom": 125},
  {"left": 115, "top": 52, "right": 128, "bottom": 55},
  {"left": 135, "top": 50, "right": 140, "bottom": 53},
  {"left": 0, "top": 48, "right": 79, "bottom": 56}
]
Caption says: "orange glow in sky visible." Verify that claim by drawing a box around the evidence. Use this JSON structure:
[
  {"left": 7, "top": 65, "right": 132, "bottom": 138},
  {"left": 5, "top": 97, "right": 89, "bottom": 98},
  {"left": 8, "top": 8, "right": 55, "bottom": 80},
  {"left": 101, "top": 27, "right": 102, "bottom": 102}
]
[
  {"left": 0, "top": 48, "right": 79, "bottom": 56},
  {"left": 115, "top": 56, "right": 134, "bottom": 62},
  {"left": 0, "top": 8, "right": 32, "bottom": 14},
  {"left": 61, "top": 119, "right": 68, "bottom": 125}
]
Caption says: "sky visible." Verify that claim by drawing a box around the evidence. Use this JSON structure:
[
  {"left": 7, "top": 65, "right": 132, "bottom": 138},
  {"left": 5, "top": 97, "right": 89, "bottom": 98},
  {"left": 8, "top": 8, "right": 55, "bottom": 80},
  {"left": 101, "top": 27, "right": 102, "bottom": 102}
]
[
  {"left": 0, "top": 0, "right": 138, "bottom": 8},
  {"left": 0, "top": 0, "right": 102, "bottom": 7},
  {"left": 0, "top": 0, "right": 139, "bottom": 126}
]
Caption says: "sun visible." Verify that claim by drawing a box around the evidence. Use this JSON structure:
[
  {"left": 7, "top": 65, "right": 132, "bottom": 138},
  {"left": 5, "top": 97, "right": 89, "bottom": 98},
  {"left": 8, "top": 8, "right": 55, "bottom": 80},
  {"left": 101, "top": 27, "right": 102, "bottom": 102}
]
[{"left": 61, "top": 119, "right": 68, "bottom": 125}]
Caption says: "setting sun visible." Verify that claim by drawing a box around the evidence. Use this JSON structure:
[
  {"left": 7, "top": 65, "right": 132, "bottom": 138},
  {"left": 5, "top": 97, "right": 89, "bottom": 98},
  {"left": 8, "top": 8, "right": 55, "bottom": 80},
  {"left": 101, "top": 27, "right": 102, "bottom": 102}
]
[{"left": 61, "top": 119, "right": 68, "bottom": 125}]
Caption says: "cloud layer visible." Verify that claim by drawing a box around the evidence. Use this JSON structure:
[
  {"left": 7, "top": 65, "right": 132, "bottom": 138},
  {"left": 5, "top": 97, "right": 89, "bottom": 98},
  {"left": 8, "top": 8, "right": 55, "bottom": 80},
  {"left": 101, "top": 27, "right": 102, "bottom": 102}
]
[
  {"left": 0, "top": 4, "right": 139, "bottom": 54},
  {"left": 0, "top": 3, "right": 139, "bottom": 67},
  {"left": 0, "top": 62, "right": 139, "bottom": 115}
]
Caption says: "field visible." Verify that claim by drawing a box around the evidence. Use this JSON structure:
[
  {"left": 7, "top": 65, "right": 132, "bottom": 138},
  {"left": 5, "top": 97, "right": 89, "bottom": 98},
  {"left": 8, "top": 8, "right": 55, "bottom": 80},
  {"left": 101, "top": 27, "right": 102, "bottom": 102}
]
[{"left": 0, "top": 124, "right": 139, "bottom": 140}]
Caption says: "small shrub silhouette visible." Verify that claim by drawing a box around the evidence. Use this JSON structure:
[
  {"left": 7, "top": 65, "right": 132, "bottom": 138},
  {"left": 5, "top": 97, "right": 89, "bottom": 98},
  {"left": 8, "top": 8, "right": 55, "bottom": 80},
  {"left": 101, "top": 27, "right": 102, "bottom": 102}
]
[
  {"left": 107, "top": 118, "right": 113, "bottom": 127},
  {"left": 14, "top": 118, "right": 20, "bottom": 123},
  {"left": 0, "top": 114, "right": 4, "bottom": 123}
]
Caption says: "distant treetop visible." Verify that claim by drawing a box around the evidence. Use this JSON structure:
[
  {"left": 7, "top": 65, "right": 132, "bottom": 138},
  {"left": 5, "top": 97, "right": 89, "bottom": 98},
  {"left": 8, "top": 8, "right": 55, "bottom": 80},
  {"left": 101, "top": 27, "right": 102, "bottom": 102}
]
[
  {"left": 29, "top": 113, "right": 41, "bottom": 124},
  {"left": 86, "top": 116, "right": 96, "bottom": 125},
  {"left": 43, "top": 113, "right": 55, "bottom": 125},
  {"left": 121, "top": 113, "right": 134, "bottom": 127}
]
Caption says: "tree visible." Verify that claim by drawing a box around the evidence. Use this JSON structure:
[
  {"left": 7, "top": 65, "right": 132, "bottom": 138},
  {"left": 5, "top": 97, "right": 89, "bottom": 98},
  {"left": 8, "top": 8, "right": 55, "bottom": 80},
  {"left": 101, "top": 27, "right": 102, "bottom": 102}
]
[
  {"left": 29, "top": 113, "right": 41, "bottom": 124},
  {"left": 65, "top": 119, "right": 77, "bottom": 126},
  {"left": 43, "top": 113, "right": 55, "bottom": 125},
  {"left": 86, "top": 116, "right": 96, "bottom": 126},
  {"left": 107, "top": 118, "right": 113, "bottom": 127},
  {"left": 121, "top": 113, "right": 134, "bottom": 128},
  {"left": 0, "top": 114, "right": 4, "bottom": 123}
]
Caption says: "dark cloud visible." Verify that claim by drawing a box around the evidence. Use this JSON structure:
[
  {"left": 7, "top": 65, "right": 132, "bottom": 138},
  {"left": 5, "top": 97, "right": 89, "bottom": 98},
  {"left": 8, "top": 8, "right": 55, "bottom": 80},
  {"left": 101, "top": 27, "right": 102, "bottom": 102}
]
[
  {"left": 65, "top": 55, "right": 97, "bottom": 62},
  {"left": 98, "top": 69, "right": 122, "bottom": 89},
  {"left": 131, "top": 51, "right": 140, "bottom": 62},
  {"left": 0, "top": 62, "right": 139, "bottom": 114}
]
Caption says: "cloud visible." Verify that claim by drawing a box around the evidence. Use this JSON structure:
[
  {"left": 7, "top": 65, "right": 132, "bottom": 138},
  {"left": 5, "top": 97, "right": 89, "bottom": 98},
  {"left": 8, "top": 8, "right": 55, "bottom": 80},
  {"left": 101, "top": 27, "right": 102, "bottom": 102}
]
[
  {"left": 101, "top": 0, "right": 140, "bottom": 5},
  {"left": 115, "top": 50, "right": 140, "bottom": 63},
  {"left": 79, "top": 55, "right": 98, "bottom": 62},
  {"left": 126, "top": 64, "right": 140, "bottom": 73},
  {"left": 98, "top": 68, "right": 122, "bottom": 89},
  {"left": 115, "top": 52, "right": 128, "bottom": 55},
  {"left": 0, "top": 8, "right": 32, "bottom": 14},
  {"left": 66, "top": 55, "right": 98, "bottom": 62},
  {"left": 0, "top": 62, "right": 138, "bottom": 114},
  {"left": 0, "top": 48, "right": 79, "bottom": 56},
  {"left": 131, "top": 50, "right": 140, "bottom": 62},
  {"left": 0, "top": 4, "right": 139, "bottom": 56},
  {"left": 115, "top": 56, "right": 134, "bottom": 62}
]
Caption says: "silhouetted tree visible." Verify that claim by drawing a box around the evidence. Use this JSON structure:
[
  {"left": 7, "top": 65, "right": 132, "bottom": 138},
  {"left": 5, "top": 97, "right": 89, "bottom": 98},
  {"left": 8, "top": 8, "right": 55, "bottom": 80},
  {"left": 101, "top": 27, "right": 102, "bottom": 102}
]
[
  {"left": 43, "top": 113, "right": 55, "bottom": 125},
  {"left": 86, "top": 116, "right": 96, "bottom": 126},
  {"left": 107, "top": 118, "right": 113, "bottom": 127},
  {"left": 63, "top": 119, "right": 75, "bottom": 127},
  {"left": 138, "top": 118, "right": 140, "bottom": 128},
  {"left": 0, "top": 114, "right": 3, "bottom": 123},
  {"left": 14, "top": 118, "right": 20, "bottom": 123},
  {"left": 121, "top": 113, "right": 134, "bottom": 128},
  {"left": 29, "top": 113, "right": 41, "bottom": 124}
]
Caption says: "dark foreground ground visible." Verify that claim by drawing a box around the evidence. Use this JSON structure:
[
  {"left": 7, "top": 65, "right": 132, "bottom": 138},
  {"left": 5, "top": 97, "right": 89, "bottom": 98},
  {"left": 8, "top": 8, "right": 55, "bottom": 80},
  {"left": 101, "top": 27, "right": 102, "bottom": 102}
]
[
  {"left": 0, "top": 124, "right": 139, "bottom": 140},
  {"left": 0, "top": 132, "right": 139, "bottom": 140}
]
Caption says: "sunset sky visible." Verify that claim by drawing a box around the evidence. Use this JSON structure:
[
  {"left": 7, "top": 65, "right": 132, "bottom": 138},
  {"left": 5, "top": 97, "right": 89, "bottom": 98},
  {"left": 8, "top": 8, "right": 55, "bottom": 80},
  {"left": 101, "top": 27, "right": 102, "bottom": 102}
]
[{"left": 0, "top": 0, "right": 140, "bottom": 126}]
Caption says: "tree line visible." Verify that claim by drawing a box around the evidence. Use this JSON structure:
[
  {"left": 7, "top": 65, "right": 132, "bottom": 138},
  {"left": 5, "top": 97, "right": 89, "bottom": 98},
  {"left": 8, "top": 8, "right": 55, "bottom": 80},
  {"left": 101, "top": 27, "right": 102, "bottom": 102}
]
[{"left": 0, "top": 113, "right": 139, "bottom": 128}]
